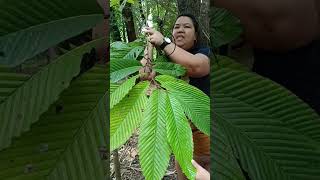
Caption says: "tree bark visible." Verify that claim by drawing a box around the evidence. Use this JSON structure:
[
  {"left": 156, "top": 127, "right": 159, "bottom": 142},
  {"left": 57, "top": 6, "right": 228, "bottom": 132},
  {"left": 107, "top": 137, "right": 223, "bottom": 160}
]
[
  {"left": 177, "top": 0, "right": 210, "bottom": 46},
  {"left": 92, "top": 0, "right": 109, "bottom": 63},
  {"left": 123, "top": 3, "right": 137, "bottom": 42}
]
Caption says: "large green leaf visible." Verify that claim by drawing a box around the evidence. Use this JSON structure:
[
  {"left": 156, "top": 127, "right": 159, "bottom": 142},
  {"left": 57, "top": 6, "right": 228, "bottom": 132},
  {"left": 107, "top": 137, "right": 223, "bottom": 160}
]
[
  {"left": 0, "top": 65, "right": 107, "bottom": 179},
  {"left": 0, "top": 0, "right": 103, "bottom": 66},
  {"left": 110, "top": 40, "right": 144, "bottom": 61},
  {"left": 0, "top": 15, "right": 103, "bottom": 67},
  {"left": 0, "top": 72, "right": 30, "bottom": 103},
  {"left": 211, "top": 7, "right": 243, "bottom": 48},
  {"left": 110, "top": 66, "right": 141, "bottom": 83},
  {"left": 110, "top": 59, "right": 141, "bottom": 73},
  {"left": 153, "top": 62, "right": 186, "bottom": 77},
  {"left": 110, "top": 83, "right": 120, "bottom": 94},
  {"left": 0, "top": 38, "right": 105, "bottom": 151},
  {"left": 110, "top": 59, "right": 142, "bottom": 83},
  {"left": 110, "top": 41, "right": 130, "bottom": 50},
  {"left": 0, "top": 66, "right": 14, "bottom": 73},
  {"left": 110, "top": 75, "right": 138, "bottom": 109},
  {"left": 123, "top": 46, "right": 144, "bottom": 60},
  {"left": 166, "top": 93, "right": 195, "bottom": 180},
  {"left": 139, "top": 90, "right": 171, "bottom": 180},
  {"left": 212, "top": 66, "right": 320, "bottom": 180},
  {"left": 110, "top": 81, "right": 150, "bottom": 151},
  {"left": 211, "top": 120, "right": 245, "bottom": 180},
  {"left": 212, "top": 55, "right": 249, "bottom": 72},
  {"left": 156, "top": 75, "right": 210, "bottom": 135},
  {"left": 154, "top": 55, "right": 170, "bottom": 62}
]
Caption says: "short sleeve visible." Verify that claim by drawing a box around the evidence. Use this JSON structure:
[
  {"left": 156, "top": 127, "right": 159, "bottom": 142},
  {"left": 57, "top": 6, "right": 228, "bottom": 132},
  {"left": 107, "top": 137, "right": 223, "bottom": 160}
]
[{"left": 193, "top": 47, "right": 212, "bottom": 57}]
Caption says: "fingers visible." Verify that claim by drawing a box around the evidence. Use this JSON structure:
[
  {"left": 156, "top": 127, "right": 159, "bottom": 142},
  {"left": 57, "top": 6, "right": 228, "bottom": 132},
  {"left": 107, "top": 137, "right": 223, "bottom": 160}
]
[
  {"left": 148, "top": 36, "right": 156, "bottom": 45},
  {"left": 191, "top": 159, "right": 202, "bottom": 170},
  {"left": 143, "top": 27, "right": 155, "bottom": 35}
]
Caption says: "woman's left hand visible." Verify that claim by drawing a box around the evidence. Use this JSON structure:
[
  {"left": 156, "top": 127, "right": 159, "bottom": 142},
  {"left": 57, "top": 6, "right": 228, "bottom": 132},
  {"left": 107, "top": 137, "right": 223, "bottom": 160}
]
[{"left": 143, "top": 27, "right": 164, "bottom": 47}]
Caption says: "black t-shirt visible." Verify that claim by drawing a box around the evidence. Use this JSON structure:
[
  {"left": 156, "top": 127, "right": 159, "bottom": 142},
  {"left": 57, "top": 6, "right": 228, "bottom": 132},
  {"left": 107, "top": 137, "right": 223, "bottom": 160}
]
[{"left": 188, "top": 46, "right": 211, "bottom": 96}]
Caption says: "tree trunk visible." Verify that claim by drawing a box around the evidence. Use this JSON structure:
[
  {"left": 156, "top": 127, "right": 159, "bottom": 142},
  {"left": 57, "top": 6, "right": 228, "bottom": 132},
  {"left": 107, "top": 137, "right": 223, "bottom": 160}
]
[
  {"left": 110, "top": 8, "right": 122, "bottom": 41},
  {"left": 177, "top": 0, "right": 210, "bottom": 46},
  {"left": 122, "top": 3, "right": 137, "bottom": 42},
  {"left": 92, "top": 0, "right": 109, "bottom": 63}
]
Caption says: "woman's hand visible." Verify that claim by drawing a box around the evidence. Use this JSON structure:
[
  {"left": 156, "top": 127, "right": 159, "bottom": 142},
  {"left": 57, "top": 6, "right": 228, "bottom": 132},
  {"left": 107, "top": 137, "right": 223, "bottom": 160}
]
[
  {"left": 192, "top": 159, "right": 210, "bottom": 180},
  {"left": 143, "top": 27, "right": 164, "bottom": 47}
]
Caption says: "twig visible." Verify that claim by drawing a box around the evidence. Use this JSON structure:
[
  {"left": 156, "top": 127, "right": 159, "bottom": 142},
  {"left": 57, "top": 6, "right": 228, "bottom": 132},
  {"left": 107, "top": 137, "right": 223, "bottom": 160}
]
[
  {"left": 165, "top": 170, "right": 176, "bottom": 176},
  {"left": 127, "top": 166, "right": 143, "bottom": 172},
  {"left": 113, "top": 149, "right": 122, "bottom": 180}
]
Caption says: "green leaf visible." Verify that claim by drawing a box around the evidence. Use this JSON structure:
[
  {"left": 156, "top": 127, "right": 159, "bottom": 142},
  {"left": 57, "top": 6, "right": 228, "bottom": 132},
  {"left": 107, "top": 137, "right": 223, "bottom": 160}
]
[
  {"left": 110, "top": 66, "right": 141, "bottom": 83},
  {"left": 156, "top": 75, "right": 210, "bottom": 135},
  {"left": 211, "top": 7, "right": 243, "bottom": 47},
  {"left": 0, "top": 0, "right": 102, "bottom": 36},
  {"left": 110, "top": 59, "right": 142, "bottom": 83},
  {"left": 0, "top": 15, "right": 103, "bottom": 67},
  {"left": 123, "top": 46, "right": 144, "bottom": 60},
  {"left": 110, "top": 40, "right": 144, "bottom": 61},
  {"left": 139, "top": 90, "right": 171, "bottom": 180},
  {"left": 110, "top": 81, "right": 150, "bottom": 151},
  {"left": 0, "top": 38, "right": 105, "bottom": 150},
  {"left": 127, "top": 0, "right": 136, "bottom": 4},
  {"left": 212, "top": 66, "right": 320, "bottom": 179},
  {"left": 212, "top": 55, "right": 249, "bottom": 72},
  {"left": 110, "top": 75, "right": 138, "bottom": 109},
  {"left": 0, "top": 0, "right": 103, "bottom": 66},
  {"left": 155, "top": 74, "right": 188, "bottom": 84},
  {"left": 110, "top": 41, "right": 130, "bottom": 49},
  {"left": 127, "top": 39, "right": 144, "bottom": 47},
  {"left": 166, "top": 93, "right": 195, "bottom": 180},
  {"left": 153, "top": 62, "right": 186, "bottom": 77},
  {"left": 0, "top": 66, "right": 13, "bottom": 73},
  {"left": 0, "top": 65, "right": 108, "bottom": 179},
  {"left": 154, "top": 55, "right": 170, "bottom": 62},
  {"left": 0, "top": 72, "right": 30, "bottom": 104},
  {"left": 110, "top": 83, "right": 120, "bottom": 94},
  {"left": 211, "top": 121, "right": 245, "bottom": 180},
  {"left": 110, "top": 59, "right": 141, "bottom": 73}
]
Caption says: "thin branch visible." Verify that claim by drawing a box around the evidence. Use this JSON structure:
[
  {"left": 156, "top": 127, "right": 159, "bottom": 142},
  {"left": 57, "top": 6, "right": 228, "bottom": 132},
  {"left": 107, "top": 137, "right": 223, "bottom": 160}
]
[{"left": 119, "top": 0, "right": 128, "bottom": 12}]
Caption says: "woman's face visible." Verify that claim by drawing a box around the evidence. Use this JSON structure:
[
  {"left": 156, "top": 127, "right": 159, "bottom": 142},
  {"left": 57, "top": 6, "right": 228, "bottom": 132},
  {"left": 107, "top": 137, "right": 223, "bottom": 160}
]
[{"left": 172, "top": 16, "right": 197, "bottom": 50}]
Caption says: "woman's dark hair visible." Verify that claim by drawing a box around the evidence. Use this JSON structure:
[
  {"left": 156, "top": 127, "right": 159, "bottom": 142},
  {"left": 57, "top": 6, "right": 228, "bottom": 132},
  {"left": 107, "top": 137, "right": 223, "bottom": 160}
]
[{"left": 174, "top": 13, "right": 200, "bottom": 46}]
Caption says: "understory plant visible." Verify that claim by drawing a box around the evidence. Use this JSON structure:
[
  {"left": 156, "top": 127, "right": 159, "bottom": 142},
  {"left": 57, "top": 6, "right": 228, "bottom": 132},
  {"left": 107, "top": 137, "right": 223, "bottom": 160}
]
[{"left": 110, "top": 40, "right": 210, "bottom": 180}]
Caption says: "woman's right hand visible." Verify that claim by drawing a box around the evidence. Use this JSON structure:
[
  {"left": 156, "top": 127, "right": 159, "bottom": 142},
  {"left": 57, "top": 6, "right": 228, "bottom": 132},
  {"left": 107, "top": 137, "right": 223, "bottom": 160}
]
[{"left": 143, "top": 27, "right": 164, "bottom": 47}]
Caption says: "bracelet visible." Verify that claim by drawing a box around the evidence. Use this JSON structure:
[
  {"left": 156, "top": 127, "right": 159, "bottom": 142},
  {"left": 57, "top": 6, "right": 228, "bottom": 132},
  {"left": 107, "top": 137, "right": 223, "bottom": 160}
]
[{"left": 167, "top": 43, "right": 176, "bottom": 57}]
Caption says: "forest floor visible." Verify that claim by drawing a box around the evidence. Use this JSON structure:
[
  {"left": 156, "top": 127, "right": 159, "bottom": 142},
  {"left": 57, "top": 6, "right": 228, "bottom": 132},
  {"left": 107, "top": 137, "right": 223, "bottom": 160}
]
[{"left": 110, "top": 131, "right": 177, "bottom": 180}]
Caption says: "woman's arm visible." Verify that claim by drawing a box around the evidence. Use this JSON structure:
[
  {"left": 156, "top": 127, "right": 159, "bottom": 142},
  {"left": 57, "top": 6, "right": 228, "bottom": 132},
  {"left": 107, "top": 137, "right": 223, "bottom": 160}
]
[
  {"left": 143, "top": 27, "right": 210, "bottom": 78},
  {"left": 163, "top": 43, "right": 210, "bottom": 78}
]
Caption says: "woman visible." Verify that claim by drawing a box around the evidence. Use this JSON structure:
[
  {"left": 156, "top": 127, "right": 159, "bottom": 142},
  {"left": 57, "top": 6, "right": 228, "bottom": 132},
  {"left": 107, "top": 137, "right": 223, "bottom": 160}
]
[{"left": 142, "top": 13, "right": 211, "bottom": 180}]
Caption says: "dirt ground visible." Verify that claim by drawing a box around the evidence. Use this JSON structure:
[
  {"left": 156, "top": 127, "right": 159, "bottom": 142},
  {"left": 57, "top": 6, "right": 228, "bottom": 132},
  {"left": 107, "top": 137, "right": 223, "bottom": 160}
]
[{"left": 110, "top": 132, "right": 177, "bottom": 180}]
